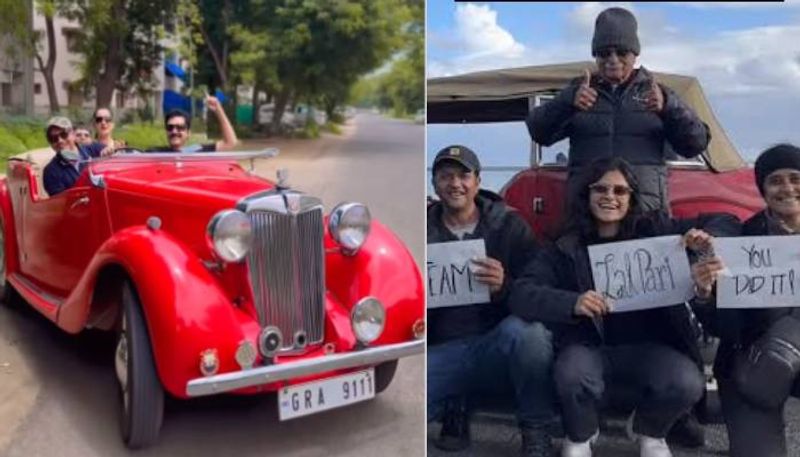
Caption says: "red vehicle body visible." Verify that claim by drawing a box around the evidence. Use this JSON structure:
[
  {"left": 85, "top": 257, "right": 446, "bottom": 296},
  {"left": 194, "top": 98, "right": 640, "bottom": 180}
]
[
  {"left": 0, "top": 150, "right": 424, "bottom": 448},
  {"left": 427, "top": 61, "right": 764, "bottom": 236}
]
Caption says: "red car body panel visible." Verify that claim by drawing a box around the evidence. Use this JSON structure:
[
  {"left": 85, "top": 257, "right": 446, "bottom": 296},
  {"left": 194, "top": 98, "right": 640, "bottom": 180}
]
[
  {"left": 1, "top": 155, "right": 424, "bottom": 399},
  {"left": 502, "top": 164, "right": 764, "bottom": 240}
]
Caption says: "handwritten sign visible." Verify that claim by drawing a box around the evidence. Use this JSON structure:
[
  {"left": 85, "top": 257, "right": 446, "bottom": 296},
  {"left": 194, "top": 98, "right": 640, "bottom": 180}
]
[
  {"left": 716, "top": 236, "right": 800, "bottom": 308},
  {"left": 427, "top": 239, "right": 490, "bottom": 308},
  {"left": 588, "top": 235, "right": 693, "bottom": 312}
]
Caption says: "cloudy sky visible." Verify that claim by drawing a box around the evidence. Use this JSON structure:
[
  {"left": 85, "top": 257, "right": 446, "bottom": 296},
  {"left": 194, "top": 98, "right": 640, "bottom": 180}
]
[{"left": 427, "top": 1, "right": 800, "bottom": 166}]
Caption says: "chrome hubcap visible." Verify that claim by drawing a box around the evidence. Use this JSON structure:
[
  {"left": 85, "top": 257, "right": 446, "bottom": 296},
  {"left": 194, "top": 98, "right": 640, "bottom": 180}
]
[{"left": 115, "top": 314, "right": 129, "bottom": 411}]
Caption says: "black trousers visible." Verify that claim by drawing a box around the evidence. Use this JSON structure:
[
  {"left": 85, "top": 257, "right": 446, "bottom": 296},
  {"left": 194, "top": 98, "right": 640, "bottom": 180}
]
[
  {"left": 718, "top": 372, "right": 800, "bottom": 457},
  {"left": 554, "top": 343, "right": 704, "bottom": 442}
]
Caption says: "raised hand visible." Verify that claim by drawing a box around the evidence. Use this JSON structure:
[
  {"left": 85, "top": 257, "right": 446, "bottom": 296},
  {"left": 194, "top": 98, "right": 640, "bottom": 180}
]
[
  {"left": 573, "top": 69, "right": 598, "bottom": 111},
  {"left": 574, "top": 290, "right": 611, "bottom": 318},
  {"left": 206, "top": 95, "right": 221, "bottom": 113},
  {"left": 644, "top": 77, "right": 664, "bottom": 112}
]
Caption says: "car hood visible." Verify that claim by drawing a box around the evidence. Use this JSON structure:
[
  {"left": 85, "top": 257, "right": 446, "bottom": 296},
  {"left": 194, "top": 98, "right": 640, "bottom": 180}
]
[{"left": 99, "top": 161, "right": 276, "bottom": 206}]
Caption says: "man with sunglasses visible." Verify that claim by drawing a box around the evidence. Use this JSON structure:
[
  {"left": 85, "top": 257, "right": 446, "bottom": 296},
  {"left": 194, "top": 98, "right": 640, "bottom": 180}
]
[
  {"left": 149, "top": 96, "right": 238, "bottom": 153},
  {"left": 42, "top": 116, "right": 108, "bottom": 196},
  {"left": 527, "top": 6, "right": 710, "bottom": 214}
]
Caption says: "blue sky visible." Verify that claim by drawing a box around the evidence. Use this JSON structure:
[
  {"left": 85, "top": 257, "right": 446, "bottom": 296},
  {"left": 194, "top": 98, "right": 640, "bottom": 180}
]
[{"left": 427, "top": 1, "right": 800, "bottom": 170}]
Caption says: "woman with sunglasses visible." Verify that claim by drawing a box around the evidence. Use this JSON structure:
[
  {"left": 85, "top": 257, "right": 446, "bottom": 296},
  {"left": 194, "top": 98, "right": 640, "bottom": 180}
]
[
  {"left": 692, "top": 144, "right": 800, "bottom": 457},
  {"left": 526, "top": 7, "right": 709, "bottom": 214},
  {"left": 93, "top": 107, "right": 126, "bottom": 149},
  {"left": 509, "top": 158, "right": 737, "bottom": 457}
]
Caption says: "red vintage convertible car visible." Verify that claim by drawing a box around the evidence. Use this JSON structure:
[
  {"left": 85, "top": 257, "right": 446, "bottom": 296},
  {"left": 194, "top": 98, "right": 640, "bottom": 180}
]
[
  {"left": 427, "top": 61, "right": 764, "bottom": 236},
  {"left": 0, "top": 149, "right": 425, "bottom": 448}
]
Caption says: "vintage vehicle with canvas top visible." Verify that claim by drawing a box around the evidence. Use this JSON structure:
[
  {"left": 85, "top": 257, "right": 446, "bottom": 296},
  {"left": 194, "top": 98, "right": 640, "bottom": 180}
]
[
  {"left": 0, "top": 149, "right": 425, "bottom": 448},
  {"left": 427, "top": 61, "right": 764, "bottom": 239}
]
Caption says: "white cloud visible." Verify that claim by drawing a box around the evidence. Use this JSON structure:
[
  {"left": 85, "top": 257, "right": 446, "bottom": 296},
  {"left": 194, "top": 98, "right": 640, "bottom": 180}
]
[{"left": 453, "top": 3, "right": 525, "bottom": 60}]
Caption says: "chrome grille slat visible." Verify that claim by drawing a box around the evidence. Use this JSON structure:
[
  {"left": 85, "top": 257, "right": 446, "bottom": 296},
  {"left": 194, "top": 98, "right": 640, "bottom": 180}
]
[{"left": 247, "top": 207, "right": 325, "bottom": 351}]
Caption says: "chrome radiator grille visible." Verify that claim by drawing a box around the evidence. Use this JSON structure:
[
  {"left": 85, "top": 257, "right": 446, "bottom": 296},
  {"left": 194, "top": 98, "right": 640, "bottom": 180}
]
[{"left": 246, "top": 207, "right": 325, "bottom": 351}]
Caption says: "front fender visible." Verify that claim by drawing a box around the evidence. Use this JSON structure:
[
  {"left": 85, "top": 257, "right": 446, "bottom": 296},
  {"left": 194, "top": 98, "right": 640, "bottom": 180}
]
[
  {"left": 57, "top": 226, "right": 257, "bottom": 398},
  {"left": 325, "top": 220, "right": 424, "bottom": 345}
]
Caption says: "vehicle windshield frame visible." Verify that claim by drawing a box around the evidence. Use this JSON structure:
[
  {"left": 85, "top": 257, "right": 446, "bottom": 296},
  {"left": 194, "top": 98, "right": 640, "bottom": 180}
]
[{"left": 86, "top": 149, "right": 279, "bottom": 165}]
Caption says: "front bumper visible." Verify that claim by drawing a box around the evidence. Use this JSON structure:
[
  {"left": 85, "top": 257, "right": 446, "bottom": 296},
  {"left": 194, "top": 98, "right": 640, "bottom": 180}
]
[{"left": 186, "top": 340, "right": 424, "bottom": 397}]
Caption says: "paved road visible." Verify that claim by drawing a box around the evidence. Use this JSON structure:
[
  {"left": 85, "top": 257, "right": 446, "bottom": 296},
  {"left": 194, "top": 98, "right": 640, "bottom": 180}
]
[
  {"left": 427, "top": 386, "right": 800, "bottom": 456},
  {"left": 0, "top": 112, "right": 425, "bottom": 457}
]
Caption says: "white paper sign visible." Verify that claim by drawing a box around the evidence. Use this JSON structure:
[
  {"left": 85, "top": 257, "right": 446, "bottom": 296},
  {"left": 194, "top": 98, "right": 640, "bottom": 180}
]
[
  {"left": 427, "top": 239, "right": 490, "bottom": 308},
  {"left": 716, "top": 235, "right": 800, "bottom": 308},
  {"left": 588, "top": 235, "right": 693, "bottom": 312}
]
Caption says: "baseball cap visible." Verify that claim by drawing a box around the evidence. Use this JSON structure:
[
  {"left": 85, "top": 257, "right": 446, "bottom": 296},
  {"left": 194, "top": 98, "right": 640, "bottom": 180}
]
[
  {"left": 432, "top": 145, "right": 481, "bottom": 173},
  {"left": 45, "top": 116, "right": 73, "bottom": 133}
]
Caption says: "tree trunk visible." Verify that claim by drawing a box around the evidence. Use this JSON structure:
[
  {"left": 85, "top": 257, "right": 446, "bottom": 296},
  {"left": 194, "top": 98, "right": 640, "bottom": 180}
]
[
  {"left": 251, "top": 79, "right": 263, "bottom": 127},
  {"left": 271, "top": 89, "right": 291, "bottom": 133},
  {"left": 39, "top": 14, "right": 59, "bottom": 114},
  {"left": 94, "top": 1, "right": 125, "bottom": 108}
]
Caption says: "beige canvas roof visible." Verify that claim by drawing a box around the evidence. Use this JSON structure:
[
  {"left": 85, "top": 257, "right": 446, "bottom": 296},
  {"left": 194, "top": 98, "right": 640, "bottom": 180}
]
[{"left": 427, "top": 61, "right": 744, "bottom": 171}]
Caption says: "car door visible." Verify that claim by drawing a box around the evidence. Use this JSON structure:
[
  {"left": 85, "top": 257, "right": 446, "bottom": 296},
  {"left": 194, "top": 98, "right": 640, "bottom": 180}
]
[{"left": 20, "top": 180, "right": 105, "bottom": 299}]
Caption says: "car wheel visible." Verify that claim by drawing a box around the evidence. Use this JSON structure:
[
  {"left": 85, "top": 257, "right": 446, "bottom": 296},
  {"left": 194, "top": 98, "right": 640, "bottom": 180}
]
[
  {"left": 116, "top": 281, "right": 164, "bottom": 448},
  {"left": 375, "top": 360, "right": 398, "bottom": 394}
]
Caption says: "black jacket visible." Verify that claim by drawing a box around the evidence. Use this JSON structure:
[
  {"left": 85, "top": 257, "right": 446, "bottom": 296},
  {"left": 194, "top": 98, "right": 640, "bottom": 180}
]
[
  {"left": 43, "top": 142, "right": 105, "bottom": 196},
  {"left": 427, "top": 190, "right": 538, "bottom": 345},
  {"left": 527, "top": 67, "right": 710, "bottom": 211},
  {"left": 510, "top": 211, "right": 739, "bottom": 364}
]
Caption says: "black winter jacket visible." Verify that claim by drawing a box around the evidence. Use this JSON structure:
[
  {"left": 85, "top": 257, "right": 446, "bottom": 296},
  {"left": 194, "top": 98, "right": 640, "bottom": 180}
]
[
  {"left": 427, "top": 190, "right": 538, "bottom": 345},
  {"left": 526, "top": 67, "right": 710, "bottom": 211},
  {"left": 509, "top": 211, "right": 739, "bottom": 364}
]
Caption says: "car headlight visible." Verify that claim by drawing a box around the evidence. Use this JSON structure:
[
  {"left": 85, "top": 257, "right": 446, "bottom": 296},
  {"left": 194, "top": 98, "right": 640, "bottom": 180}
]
[
  {"left": 351, "top": 297, "right": 385, "bottom": 344},
  {"left": 329, "top": 202, "right": 371, "bottom": 255},
  {"left": 207, "top": 209, "right": 252, "bottom": 262}
]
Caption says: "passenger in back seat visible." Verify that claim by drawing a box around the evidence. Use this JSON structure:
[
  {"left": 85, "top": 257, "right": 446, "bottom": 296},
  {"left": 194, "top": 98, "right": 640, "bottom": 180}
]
[{"left": 42, "top": 116, "right": 109, "bottom": 196}]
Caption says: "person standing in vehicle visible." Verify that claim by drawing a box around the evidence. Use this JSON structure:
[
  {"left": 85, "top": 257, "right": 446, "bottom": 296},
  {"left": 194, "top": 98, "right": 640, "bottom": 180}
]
[
  {"left": 149, "top": 95, "right": 238, "bottom": 152},
  {"left": 92, "top": 107, "right": 126, "bottom": 149},
  {"left": 427, "top": 145, "right": 557, "bottom": 457},
  {"left": 527, "top": 7, "right": 710, "bottom": 212},
  {"left": 509, "top": 158, "right": 736, "bottom": 457},
  {"left": 691, "top": 143, "right": 800, "bottom": 457},
  {"left": 42, "top": 116, "right": 108, "bottom": 196}
]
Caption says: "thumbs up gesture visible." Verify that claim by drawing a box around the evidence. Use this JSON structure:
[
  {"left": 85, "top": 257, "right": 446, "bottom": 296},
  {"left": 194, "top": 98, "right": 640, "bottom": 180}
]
[
  {"left": 644, "top": 77, "right": 664, "bottom": 113},
  {"left": 573, "top": 69, "right": 598, "bottom": 111}
]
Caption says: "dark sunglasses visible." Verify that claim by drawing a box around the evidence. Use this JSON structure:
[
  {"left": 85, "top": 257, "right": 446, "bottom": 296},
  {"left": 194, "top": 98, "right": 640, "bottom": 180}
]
[
  {"left": 596, "top": 47, "right": 633, "bottom": 59},
  {"left": 47, "top": 130, "right": 70, "bottom": 144},
  {"left": 95, "top": 116, "right": 112, "bottom": 123},
  {"left": 589, "top": 183, "right": 632, "bottom": 196},
  {"left": 166, "top": 124, "right": 187, "bottom": 133}
]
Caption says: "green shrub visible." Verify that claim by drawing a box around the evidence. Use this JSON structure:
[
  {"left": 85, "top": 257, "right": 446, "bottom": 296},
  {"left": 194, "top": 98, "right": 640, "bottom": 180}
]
[
  {"left": 0, "top": 127, "right": 28, "bottom": 160},
  {"left": 322, "top": 122, "right": 342, "bottom": 135}
]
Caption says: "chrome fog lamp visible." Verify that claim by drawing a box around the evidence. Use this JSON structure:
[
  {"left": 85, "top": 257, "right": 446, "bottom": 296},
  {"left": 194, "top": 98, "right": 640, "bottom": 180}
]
[
  {"left": 207, "top": 209, "right": 252, "bottom": 262},
  {"left": 328, "top": 202, "right": 371, "bottom": 255},
  {"left": 351, "top": 297, "right": 385, "bottom": 344}
]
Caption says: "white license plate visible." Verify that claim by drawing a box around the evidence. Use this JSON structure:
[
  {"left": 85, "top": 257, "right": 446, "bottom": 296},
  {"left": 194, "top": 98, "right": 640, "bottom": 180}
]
[{"left": 278, "top": 368, "right": 375, "bottom": 420}]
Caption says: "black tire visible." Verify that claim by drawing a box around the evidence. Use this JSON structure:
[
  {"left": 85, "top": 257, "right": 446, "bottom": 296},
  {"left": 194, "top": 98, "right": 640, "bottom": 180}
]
[
  {"left": 375, "top": 360, "right": 398, "bottom": 394},
  {"left": 117, "top": 281, "right": 164, "bottom": 449}
]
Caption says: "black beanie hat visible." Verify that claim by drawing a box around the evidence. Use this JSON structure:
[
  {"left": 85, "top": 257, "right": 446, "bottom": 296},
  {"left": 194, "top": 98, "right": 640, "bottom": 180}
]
[
  {"left": 755, "top": 143, "right": 800, "bottom": 195},
  {"left": 592, "top": 7, "right": 640, "bottom": 56}
]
